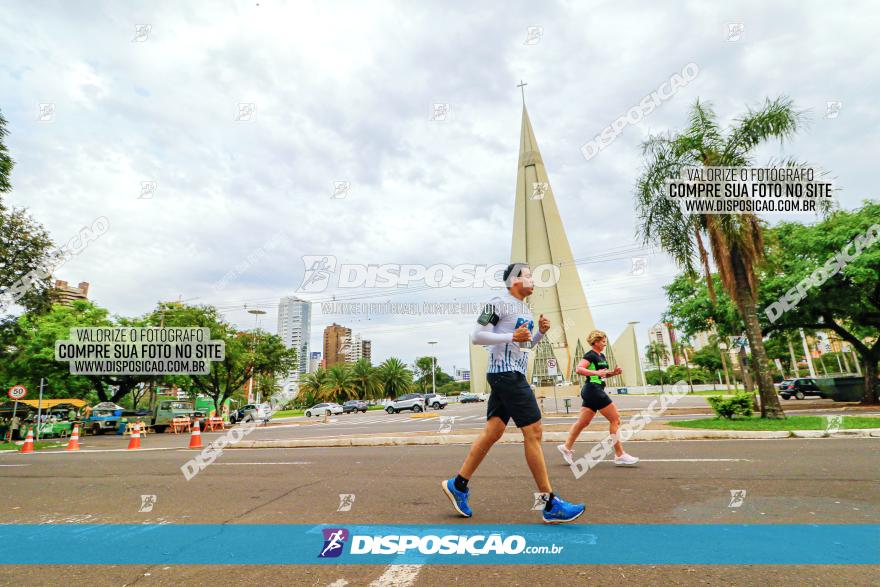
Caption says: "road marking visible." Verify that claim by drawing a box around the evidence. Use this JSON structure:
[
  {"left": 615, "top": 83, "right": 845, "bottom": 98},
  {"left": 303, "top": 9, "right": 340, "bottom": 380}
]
[
  {"left": 213, "top": 462, "right": 312, "bottom": 465},
  {"left": 0, "top": 464, "right": 29, "bottom": 467},
  {"left": 0, "top": 447, "right": 182, "bottom": 455},
  {"left": 369, "top": 565, "right": 422, "bottom": 587},
  {"left": 595, "top": 458, "right": 752, "bottom": 462}
]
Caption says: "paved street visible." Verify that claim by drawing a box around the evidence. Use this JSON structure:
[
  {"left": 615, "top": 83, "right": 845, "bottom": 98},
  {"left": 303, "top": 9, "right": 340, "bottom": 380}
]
[{"left": 1, "top": 437, "right": 877, "bottom": 585}]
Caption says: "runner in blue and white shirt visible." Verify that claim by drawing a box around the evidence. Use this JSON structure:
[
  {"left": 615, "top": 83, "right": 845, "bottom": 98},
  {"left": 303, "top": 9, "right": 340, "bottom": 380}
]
[{"left": 440, "top": 262, "right": 586, "bottom": 524}]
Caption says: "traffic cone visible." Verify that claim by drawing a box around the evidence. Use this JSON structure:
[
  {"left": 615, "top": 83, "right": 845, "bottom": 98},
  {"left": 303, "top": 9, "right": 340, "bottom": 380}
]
[
  {"left": 19, "top": 428, "right": 35, "bottom": 454},
  {"left": 127, "top": 423, "right": 142, "bottom": 450},
  {"left": 188, "top": 419, "right": 202, "bottom": 449},
  {"left": 66, "top": 424, "right": 81, "bottom": 451}
]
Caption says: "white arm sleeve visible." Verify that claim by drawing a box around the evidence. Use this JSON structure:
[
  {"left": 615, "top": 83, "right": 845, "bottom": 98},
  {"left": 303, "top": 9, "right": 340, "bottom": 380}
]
[
  {"left": 531, "top": 329, "right": 544, "bottom": 345},
  {"left": 471, "top": 323, "right": 514, "bottom": 345}
]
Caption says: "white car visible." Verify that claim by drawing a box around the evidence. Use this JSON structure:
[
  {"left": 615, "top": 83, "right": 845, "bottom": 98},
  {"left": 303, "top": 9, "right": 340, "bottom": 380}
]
[
  {"left": 305, "top": 403, "right": 343, "bottom": 417},
  {"left": 477, "top": 393, "right": 490, "bottom": 401}
]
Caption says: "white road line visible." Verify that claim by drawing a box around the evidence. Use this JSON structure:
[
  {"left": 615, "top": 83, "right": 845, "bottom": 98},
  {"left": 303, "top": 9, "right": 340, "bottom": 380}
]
[
  {"left": 213, "top": 462, "right": 312, "bottom": 465},
  {"left": 594, "top": 458, "right": 752, "bottom": 462},
  {"left": 0, "top": 464, "right": 29, "bottom": 467},
  {"left": 0, "top": 447, "right": 182, "bottom": 455},
  {"left": 368, "top": 564, "right": 422, "bottom": 587}
]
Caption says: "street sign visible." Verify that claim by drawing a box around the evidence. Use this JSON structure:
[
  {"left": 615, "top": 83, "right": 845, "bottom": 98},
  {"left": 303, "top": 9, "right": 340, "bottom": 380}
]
[
  {"left": 7, "top": 385, "right": 27, "bottom": 400},
  {"left": 546, "top": 358, "right": 557, "bottom": 377}
]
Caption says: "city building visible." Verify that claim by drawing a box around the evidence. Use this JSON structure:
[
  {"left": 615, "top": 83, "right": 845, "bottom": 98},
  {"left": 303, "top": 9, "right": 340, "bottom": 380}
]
[
  {"left": 344, "top": 334, "right": 371, "bottom": 364},
  {"left": 647, "top": 322, "right": 678, "bottom": 369},
  {"left": 277, "top": 296, "right": 311, "bottom": 375},
  {"left": 324, "top": 323, "right": 352, "bottom": 367},
  {"left": 308, "top": 351, "right": 321, "bottom": 373},
  {"left": 689, "top": 330, "right": 712, "bottom": 352},
  {"left": 53, "top": 280, "right": 90, "bottom": 305}
]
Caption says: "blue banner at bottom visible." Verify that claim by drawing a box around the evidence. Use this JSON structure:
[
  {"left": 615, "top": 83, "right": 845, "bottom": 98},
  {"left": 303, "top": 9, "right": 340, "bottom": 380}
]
[{"left": 0, "top": 524, "right": 876, "bottom": 565}]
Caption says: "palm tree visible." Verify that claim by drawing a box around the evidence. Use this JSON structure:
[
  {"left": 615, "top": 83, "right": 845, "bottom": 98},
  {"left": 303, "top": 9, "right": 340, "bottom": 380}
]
[
  {"left": 321, "top": 364, "right": 357, "bottom": 403},
  {"left": 635, "top": 97, "right": 802, "bottom": 418},
  {"left": 645, "top": 341, "right": 669, "bottom": 392},
  {"left": 672, "top": 339, "right": 694, "bottom": 393},
  {"left": 350, "top": 359, "right": 382, "bottom": 400},
  {"left": 299, "top": 369, "right": 326, "bottom": 405},
  {"left": 377, "top": 357, "right": 412, "bottom": 399}
]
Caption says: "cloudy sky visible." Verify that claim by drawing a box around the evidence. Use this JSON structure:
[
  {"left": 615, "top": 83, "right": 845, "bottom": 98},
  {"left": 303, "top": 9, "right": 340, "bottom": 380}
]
[{"left": 1, "top": 0, "right": 877, "bottom": 373}]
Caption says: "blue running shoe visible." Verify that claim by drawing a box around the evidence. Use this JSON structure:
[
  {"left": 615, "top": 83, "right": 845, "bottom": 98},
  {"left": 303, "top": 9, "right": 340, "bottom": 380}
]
[
  {"left": 441, "top": 478, "right": 472, "bottom": 517},
  {"left": 542, "top": 495, "right": 585, "bottom": 524}
]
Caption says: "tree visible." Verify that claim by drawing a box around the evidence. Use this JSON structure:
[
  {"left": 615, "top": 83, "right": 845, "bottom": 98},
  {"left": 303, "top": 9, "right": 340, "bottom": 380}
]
[
  {"left": 321, "top": 364, "right": 357, "bottom": 403},
  {"left": 153, "top": 303, "right": 297, "bottom": 414},
  {"left": 350, "top": 359, "right": 382, "bottom": 400},
  {"left": 636, "top": 97, "right": 805, "bottom": 418},
  {"left": 672, "top": 339, "right": 694, "bottom": 392},
  {"left": 0, "top": 300, "right": 157, "bottom": 403},
  {"left": 0, "top": 111, "right": 56, "bottom": 314},
  {"left": 298, "top": 369, "right": 326, "bottom": 407},
  {"left": 645, "top": 342, "right": 669, "bottom": 392},
  {"left": 759, "top": 202, "right": 880, "bottom": 403},
  {"left": 377, "top": 357, "right": 412, "bottom": 398}
]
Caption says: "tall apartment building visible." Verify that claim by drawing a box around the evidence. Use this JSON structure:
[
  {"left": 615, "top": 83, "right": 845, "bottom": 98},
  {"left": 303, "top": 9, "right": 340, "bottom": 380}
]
[
  {"left": 277, "top": 296, "right": 311, "bottom": 375},
  {"left": 323, "top": 323, "right": 352, "bottom": 367},
  {"left": 53, "top": 280, "right": 90, "bottom": 305},
  {"left": 648, "top": 322, "right": 678, "bottom": 369},
  {"left": 346, "top": 334, "right": 372, "bottom": 364}
]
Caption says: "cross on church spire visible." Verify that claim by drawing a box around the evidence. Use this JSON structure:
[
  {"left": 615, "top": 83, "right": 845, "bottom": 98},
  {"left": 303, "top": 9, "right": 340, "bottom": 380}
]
[{"left": 517, "top": 80, "right": 528, "bottom": 106}]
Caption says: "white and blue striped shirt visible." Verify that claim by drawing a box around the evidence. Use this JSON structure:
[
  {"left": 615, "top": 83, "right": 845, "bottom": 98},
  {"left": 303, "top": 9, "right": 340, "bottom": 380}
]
[{"left": 471, "top": 291, "right": 544, "bottom": 374}]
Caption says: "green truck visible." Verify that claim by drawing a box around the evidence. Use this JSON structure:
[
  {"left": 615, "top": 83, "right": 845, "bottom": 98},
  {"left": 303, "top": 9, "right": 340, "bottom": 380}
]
[{"left": 85, "top": 399, "right": 208, "bottom": 435}]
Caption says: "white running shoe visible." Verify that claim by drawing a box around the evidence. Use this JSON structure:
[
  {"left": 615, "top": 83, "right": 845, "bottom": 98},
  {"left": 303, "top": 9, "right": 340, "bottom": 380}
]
[
  {"left": 557, "top": 444, "right": 574, "bottom": 465},
  {"left": 613, "top": 453, "right": 640, "bottom": 466}
]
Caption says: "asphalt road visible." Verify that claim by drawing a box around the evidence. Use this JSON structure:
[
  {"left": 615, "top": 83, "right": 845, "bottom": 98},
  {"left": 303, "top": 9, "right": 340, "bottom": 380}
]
[
  {"left": 0, "top": 437, "right": 878, "bottom": 585},
  {"left": 26, "top": 397, "right": 874, "bottom": 448}
]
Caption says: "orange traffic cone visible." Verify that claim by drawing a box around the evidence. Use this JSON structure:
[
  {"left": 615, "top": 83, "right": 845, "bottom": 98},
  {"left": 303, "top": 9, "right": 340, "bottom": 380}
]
[
  {"left": 19, "top": 428, "right": 35, "bottom": 454},
  {"left": 66, "top": 424, "right": 81, "bottom": 451},
  {"left": 127, "top": 423, "right": 142, "bottom": 450},
  {"left": 188, "top": 419, "right": 202, "bottom": 449}
]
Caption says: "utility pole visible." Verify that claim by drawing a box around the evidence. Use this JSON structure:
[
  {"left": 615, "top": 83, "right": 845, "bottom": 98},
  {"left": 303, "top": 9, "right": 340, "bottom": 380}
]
[
  {"left": 799, "top": 328, "right": 817, "bottom": 378},
  {"left": 428, "top": 341, "right": 438, "bottom": 394}
]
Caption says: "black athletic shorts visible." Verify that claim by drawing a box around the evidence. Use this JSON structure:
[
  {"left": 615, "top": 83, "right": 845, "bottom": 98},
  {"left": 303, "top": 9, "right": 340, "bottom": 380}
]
[
  {"left": 485, "top": 371, "right": 542, "bottom": 428},
  {"left": 581, "top": 382, "right": 613, "bottom": 412}
]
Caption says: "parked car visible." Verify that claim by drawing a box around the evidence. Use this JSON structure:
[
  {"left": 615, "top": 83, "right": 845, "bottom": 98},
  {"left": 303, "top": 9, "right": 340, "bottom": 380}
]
[
  {"left": 422, "top": 393, "right": 448, "bottom": 409},
  {"left": 230, "top": 403, "right": 272, "bottom": 424},
  {"left": 778, "top": 378, "right": 823, "bottom": 400},
  {"left": 386, "top": 393, "right": 425, "bottom": 414},
  {"left": 478, "top": 393, "right": 490, "bottom": 401},
  {"left": 304, "top": 403, "right": 344, "bottom": 417},
  {"left": 459, "top": 393, "right": 481, "bottom": 403},
  {"left": 342, "top": 400, "right": 368, "bottom": 413}
]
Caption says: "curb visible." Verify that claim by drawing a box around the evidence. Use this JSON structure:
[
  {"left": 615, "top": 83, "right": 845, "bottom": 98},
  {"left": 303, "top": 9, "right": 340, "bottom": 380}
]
[{"left": 229, "top": 428, "right": 880, "bottom": 449}]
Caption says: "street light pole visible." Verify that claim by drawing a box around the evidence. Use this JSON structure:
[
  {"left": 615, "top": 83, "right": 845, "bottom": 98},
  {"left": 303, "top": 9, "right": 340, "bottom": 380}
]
[
  {"left": 428, "top": 341, "right": 438, "bottom": 394},
  {"left": 247, "top": 309, "right": 267, "bottom": 404}
]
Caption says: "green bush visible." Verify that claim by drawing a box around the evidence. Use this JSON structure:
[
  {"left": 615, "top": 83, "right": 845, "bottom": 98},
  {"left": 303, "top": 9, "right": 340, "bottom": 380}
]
[{"left": 707, "top": 393, "right": 753, "bottom": 419}]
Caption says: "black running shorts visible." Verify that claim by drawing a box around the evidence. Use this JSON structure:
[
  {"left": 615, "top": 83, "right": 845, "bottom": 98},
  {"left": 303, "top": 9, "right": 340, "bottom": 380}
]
[
  {"left": 581, "top": 382, "right": 613, "bottom": 412},
  {"left": 485, "top": 371, "right": 542, "bottom": 428}
]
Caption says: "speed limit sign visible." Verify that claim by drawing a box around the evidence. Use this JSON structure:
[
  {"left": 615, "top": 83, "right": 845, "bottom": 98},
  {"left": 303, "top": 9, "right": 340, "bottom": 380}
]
[{"left": 7, "top": 385, "right": 27, "bottom": 400}]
